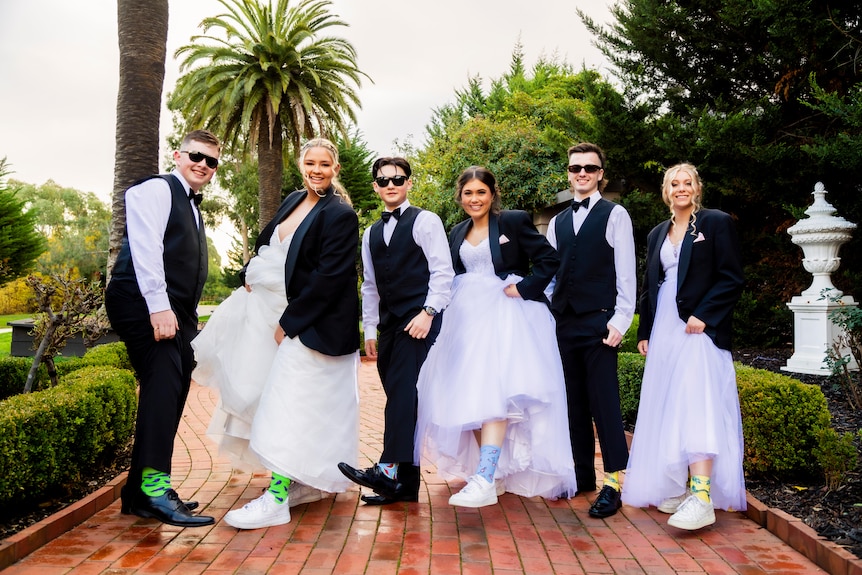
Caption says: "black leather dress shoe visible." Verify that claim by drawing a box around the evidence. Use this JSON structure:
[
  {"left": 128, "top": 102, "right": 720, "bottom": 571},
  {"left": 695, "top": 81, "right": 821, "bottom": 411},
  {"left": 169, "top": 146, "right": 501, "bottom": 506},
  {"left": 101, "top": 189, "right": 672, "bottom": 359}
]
[
  {"left": 338, "top": 462, "right": 398, "bottom": 496},
  {"left": 128, "top": 489, "right": 214, "bottom": 527},
  {"left": 588, "top": 485, "right": 622, "bottom": 518},
  {"left": 121, "top": 485, "right": 199, "bottom": 513},
  {"left": 360, "top": 486, "right": 419, "bottom": 505}
]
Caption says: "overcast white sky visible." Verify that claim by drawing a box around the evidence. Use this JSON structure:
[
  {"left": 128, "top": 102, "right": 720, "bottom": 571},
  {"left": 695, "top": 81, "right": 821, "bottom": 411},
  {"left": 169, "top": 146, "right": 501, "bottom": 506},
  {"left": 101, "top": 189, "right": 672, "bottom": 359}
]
[{"left": 0, "top": 0, "right": 613, "bottom": 252}]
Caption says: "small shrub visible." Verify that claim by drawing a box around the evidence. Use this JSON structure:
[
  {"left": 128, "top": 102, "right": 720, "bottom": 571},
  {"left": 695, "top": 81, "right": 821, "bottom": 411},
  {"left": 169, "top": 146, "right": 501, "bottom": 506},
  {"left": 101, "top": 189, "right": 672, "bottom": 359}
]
[
  {"left": 736, "top": 365, "right": 832, "bottom": 476},
  {"left": 620, "top": 315, "right": 640, "bottom": 354},
  {"left": 813, "top": 428, "right": 859, "bottom": 490},
  {"left": 0, "top": 357, "right": 48, "bottom": 400},
  {"left": 0, "top": 366, "right": 137, "bottom": 506},
  {"left": 617, "top": 352, "right": 645, "bottom": 426}
]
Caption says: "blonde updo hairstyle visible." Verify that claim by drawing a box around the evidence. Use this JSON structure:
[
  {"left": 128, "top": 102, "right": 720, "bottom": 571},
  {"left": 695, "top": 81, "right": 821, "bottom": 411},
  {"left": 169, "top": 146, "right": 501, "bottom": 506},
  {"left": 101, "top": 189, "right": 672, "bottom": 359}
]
[{"left": 299, "top": 138, "right": 352, "bottom": 206}]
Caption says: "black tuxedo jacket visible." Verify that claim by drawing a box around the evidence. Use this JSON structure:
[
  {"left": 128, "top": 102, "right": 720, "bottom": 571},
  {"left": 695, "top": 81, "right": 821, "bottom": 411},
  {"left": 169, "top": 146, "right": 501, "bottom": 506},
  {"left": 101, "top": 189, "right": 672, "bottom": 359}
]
[
  {"left": 449, "top": 210, "right": 559, "bottom": 304},
  {"left": 637, "top": 208, "right": 744, "bottom": 351},
  {"left": 254, "top": 188, "right": 360, "bottom": 356}
]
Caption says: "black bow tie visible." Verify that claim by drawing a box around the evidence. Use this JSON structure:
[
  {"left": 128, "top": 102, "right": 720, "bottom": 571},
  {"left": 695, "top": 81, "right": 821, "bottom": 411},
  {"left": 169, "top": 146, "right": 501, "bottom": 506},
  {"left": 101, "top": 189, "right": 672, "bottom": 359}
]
[
  {"left": 189, "top": 190, "right": 203, "bottom": 206},
  {"left": 381, "top": 207, "right": 401, "bottom": 223},
  {"left": 572, "top": 196, "right": 590, "bottom": 211}
]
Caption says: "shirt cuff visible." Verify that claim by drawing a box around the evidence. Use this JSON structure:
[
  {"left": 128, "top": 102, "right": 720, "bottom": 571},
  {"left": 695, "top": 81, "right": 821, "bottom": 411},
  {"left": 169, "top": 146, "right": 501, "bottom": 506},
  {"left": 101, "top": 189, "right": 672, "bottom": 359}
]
[{"left": 144, "top": 293, "right": 172, "bottom": 315}]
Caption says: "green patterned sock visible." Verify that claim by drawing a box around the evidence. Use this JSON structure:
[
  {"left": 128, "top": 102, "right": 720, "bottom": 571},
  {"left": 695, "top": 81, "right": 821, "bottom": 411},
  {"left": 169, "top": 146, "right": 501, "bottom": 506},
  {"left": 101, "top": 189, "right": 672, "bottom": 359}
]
[
  {"left": 141, "top": 467, "right": 171, "bottom": 497},
  {"left": 268, "top": 472, "right": 291, "bottom": 504}
]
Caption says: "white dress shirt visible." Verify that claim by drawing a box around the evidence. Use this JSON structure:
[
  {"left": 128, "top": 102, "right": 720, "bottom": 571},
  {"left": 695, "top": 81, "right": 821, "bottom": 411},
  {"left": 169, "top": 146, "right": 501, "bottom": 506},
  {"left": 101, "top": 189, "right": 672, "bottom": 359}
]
[
  {"left": 545, "top": 192, "right": 637, "bottom": 336},
  {"left": 124, "top": 170, "right": 202, "bottom": 314},
  {"left": 361, "top": 200, "right": 454, "bottom": 339}
]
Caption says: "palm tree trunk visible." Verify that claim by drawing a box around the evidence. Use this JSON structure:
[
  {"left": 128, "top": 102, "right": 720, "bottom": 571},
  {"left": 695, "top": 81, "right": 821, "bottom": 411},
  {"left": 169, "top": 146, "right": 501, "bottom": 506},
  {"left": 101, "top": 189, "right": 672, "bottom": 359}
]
[
  {"left": 257, "top": 111, "right": 284, "bottom": 228},
  {"left": 107, "top": 0, "right": 169, "bottom": 280}
]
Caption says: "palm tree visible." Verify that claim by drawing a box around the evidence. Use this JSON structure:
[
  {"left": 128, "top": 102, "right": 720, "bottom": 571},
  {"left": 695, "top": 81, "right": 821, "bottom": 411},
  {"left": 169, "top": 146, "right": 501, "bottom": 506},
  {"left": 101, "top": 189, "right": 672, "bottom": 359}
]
[
  {"left": 171, "top": 0, "right": 366, "bottom": 227},
  {"left": 107, "top": 0, "right": 169, "bottom": 278}
]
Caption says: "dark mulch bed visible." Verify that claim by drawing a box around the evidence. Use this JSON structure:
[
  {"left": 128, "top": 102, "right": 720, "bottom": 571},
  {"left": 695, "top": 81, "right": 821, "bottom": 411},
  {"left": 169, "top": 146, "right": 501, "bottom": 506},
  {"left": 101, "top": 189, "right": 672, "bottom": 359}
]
[
  {"left": 734, "top": 346, "right": 862, "bottom": 561},
  {"left": 0, "top": 350, "right": 859, "bottom": 561},
  {"left": 0, "top": 441, "right": 132, "bottom": 540}
]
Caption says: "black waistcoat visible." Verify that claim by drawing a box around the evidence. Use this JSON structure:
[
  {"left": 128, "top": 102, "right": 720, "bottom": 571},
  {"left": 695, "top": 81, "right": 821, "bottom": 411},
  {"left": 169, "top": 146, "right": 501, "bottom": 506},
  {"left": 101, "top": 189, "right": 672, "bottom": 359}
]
[
  {"left": 112, "top": 174, "right": 208, "bottom": 319},
  {"left": 369, "top": 206, "right": 429, "bottom": 327},
  {"left": 551, "top": 198, "right": 615, "bottom": 314}
]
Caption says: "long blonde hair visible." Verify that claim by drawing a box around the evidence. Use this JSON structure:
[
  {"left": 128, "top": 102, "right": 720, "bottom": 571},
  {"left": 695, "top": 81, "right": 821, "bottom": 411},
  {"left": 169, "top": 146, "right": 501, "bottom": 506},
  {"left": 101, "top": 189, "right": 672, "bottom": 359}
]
[
  {"left": 299, "top": 138, "right": 352, "bottom": 206},
  {"left": 662, "top": 163, "right": 702, "bottom": 235}
]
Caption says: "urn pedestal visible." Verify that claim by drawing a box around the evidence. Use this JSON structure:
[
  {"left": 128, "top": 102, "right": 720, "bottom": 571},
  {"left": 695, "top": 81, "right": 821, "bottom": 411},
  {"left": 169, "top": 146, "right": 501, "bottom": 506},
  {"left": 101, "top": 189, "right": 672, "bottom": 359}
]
[{"left": 782, "top": 183, "right": 857, "bottom": 375}]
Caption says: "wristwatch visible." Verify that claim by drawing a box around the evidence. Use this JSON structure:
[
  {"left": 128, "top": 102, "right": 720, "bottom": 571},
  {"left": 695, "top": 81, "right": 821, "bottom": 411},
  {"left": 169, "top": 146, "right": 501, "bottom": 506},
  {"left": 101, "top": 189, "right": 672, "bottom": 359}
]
[{"left": 423, "top": 306, "right": 438, "bottom": 317}]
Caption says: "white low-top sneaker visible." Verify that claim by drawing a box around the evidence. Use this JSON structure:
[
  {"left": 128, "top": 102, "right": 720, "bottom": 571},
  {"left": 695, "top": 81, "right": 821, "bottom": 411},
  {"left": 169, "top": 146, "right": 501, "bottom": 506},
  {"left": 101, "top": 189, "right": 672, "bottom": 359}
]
[
  {"left": 289, "top": 483, "right": 326, "bottom": 507},
  {"left": 657, "top": 493, "right": 688, "bottom": 514},
  {"left": 667, "top": 494, "right": 715, "bottom": 530},
  {"left": 449, "top": 475, "right": 498, "bottom": 508},
  {"left": 495, "top": 479, "right": 506, "bottom": 497},
  {"left": 224, "top": 491, "right": 291, "bottom": 529}
]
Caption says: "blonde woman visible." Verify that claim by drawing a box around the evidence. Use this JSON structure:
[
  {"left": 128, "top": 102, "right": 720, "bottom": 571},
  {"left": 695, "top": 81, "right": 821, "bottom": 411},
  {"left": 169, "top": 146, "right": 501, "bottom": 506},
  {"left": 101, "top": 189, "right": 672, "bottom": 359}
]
[
  {"left": 193, "top": 138, "right": 360, "bottom": 529},
  {"left": 623, "top": 163, "right": 746, "bottom": 530}
]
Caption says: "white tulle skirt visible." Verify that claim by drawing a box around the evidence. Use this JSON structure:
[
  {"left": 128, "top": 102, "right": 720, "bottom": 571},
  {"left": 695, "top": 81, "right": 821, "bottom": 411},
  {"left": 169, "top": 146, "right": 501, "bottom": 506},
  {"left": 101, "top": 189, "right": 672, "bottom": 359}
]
[
  {"left": 415, "top": 272, "right": 577, "bottom": 499},
  {"left": 192, "top": 236, "right": 360, "bottom": 493},
  {"left": 622, "top": 274, "right": 747, "bottom": 511}
]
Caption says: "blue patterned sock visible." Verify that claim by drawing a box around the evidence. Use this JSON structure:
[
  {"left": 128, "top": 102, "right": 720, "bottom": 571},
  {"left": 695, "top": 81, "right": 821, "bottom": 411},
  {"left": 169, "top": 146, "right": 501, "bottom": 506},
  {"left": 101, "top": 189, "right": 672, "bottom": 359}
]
[
  {"left": 378, "top": 462, "right": 398, "bottom": 480},
  {"left": 476, "top": 445, "right": 501, "bottom": 483}
]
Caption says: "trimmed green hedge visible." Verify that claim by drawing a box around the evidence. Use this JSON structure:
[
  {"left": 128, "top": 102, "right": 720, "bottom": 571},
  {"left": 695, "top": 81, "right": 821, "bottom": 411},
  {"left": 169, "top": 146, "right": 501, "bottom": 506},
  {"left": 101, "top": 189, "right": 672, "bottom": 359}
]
[
  {"left": 617, "top": 352, "right": 836, "bottom": 478},
  {"left": 0, "top": 342, "right": 131, "bottom": 400},
  {"left": 0, "top": 365, "right": 137, "bottom": 506}
]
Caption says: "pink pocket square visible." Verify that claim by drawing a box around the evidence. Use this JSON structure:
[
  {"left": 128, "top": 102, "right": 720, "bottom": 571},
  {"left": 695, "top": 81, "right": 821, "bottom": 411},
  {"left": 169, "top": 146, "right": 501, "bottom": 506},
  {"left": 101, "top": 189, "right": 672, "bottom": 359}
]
[
  {"left": 693, "top": 232, "right": 706, "bottom": 243},
  {"left": 499, "top": 234, "right": 510, "bottom": 245}
]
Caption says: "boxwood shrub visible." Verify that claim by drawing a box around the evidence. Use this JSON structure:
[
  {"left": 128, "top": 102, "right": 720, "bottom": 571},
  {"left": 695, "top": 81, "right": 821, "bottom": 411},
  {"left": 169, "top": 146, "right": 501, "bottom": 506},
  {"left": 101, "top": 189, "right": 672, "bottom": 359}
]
[{"left": 0, "top": 365, "right": 137, "bottom": 506}]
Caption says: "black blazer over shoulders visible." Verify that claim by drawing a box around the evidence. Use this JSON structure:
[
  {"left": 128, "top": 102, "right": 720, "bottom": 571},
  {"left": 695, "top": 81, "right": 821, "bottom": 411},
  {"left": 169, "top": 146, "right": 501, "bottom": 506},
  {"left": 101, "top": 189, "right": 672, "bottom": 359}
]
[
  {"left": 637, "top": 208, "right": 744, "bottom": 351},
  {"left": 254, "top": 188, "right": 360, "bottom": 357},
  {"left": 449, "top": 210, "right": 559, "bottom": 304}
]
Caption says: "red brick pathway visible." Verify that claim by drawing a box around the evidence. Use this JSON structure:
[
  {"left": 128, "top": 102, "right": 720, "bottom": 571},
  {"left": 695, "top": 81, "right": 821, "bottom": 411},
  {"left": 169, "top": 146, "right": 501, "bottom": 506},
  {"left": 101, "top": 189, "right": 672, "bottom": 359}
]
[{"left": 2, "top": 360, "right": 836, "bottom": 574}]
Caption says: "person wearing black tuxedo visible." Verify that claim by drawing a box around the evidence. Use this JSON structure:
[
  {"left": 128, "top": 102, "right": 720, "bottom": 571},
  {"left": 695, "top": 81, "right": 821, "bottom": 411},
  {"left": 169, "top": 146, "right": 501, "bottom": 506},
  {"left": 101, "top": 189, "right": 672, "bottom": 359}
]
[
  {"left": 218, "top": 138, "right": 361, "bottom": 530},
  {"left": 623, "top": 163, "right": 746, "bottom": 531},
  {"left": 546, "top": 142, "right": 637, "bottom": 519},
  {"left": 106, "top": 129, "right": 220, "bottom": 527},
  {"left": 338, "top": 157, "right": 454, "bottom": 505},
  {"left": 414, "top": 166, "right": 577, "bottom": 508}
]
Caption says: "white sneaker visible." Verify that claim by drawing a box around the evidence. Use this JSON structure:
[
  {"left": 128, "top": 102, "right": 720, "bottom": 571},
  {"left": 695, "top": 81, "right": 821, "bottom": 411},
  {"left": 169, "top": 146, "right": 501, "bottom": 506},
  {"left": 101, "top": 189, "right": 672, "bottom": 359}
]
[
  {"left": 449, "top": 475, "right": 498, "bottom": 508},
  {"left": 224, "top": 491, "right": 291, "bottom": 529},
  {"left": 289, "top": 483, "right": 325, "bottom": 507},
  {"left": 667, "top": 494, "right": 715, "bottom": 530},
  {"left": 495, "top": 479, "right": 506, "bottom": 497},
  {"left": 657, "top": 493, "right": 688, "bottom": 514}
]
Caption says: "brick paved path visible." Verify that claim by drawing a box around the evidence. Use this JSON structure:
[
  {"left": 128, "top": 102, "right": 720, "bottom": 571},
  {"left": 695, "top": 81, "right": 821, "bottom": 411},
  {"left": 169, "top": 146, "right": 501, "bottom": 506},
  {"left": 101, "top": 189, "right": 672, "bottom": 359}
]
[{"left": 3, "top": 360, "right": 828, "bottom": 574}]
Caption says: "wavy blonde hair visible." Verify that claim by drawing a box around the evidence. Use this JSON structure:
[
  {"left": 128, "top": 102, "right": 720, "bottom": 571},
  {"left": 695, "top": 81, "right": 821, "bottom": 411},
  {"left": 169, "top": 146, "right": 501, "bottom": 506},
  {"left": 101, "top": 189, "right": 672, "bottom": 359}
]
[
  {"left": 662, "top": 163, "right": 702, "bottom": 235},
  {"left": 299, "top": 138, "right": 352, "bottom": 206}
]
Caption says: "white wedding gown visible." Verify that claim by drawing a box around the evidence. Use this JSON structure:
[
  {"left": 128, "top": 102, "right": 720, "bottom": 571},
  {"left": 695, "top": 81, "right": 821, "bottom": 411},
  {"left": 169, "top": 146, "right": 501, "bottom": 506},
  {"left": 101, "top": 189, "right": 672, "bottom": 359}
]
[
  {"left": 622, "top": 236, "right": 746, "bottom": 511},
  {"left": 192, "top": 227, "right": 359, "bottom": 492},
  {"left": 414, "top": 237, "right": 577, "bottom": 499}
]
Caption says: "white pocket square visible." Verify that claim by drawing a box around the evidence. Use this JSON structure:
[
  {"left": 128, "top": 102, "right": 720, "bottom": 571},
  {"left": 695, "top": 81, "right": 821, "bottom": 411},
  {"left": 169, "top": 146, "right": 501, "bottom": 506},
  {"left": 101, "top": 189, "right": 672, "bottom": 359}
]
[
  {"left": 693, "top": 232, "right": 706, "bottom": 243},
  {"left": 499, "top": 234, "right": 510, "bottom": 245}
]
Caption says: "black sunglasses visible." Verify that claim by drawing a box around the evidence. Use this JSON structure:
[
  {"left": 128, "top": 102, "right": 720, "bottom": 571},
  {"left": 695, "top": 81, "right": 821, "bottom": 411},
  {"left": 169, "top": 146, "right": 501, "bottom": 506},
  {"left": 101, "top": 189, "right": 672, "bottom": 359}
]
[
  {"left": 374, "top": 175, "right": 408, "bottom": 187},
  {"left": 181, "top": 150, "right": 219, "bottom": 169},
  {"left": 567, "top": 164, "right": 602, "bottom": 174}
]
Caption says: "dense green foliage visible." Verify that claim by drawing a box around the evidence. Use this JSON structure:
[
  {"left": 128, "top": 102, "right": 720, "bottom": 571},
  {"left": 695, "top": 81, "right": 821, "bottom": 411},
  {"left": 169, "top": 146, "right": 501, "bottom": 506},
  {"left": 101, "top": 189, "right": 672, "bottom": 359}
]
[
  {"left": 0, "top": 160, "right": 46, "bottom": 286},
  {"left": 11, "top": 179, "right": 111, "bottom": 282},
  {"left": 0, "top": 365, "right": 137, "bottom": 507},
  {"left": 580, "top": 0, "right": 862, "bottom": 345}
]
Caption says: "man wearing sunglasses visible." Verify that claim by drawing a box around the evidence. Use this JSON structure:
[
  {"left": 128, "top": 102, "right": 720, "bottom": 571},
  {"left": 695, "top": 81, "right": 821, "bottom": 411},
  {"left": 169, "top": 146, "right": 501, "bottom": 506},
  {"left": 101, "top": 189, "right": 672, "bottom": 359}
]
[
  {"left": 106, "top": 129, "right": 220, "bottom": 527},
  {"left": 545, "top": 142, "right": 637, "bottom": 519},
  {"left": 339, "top": 157, "right": 454, "bottom": 504}
]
